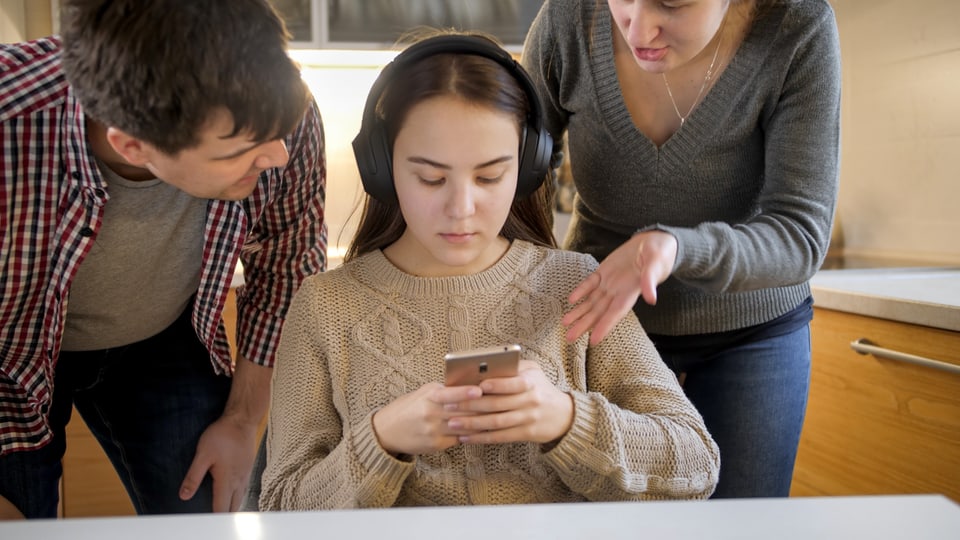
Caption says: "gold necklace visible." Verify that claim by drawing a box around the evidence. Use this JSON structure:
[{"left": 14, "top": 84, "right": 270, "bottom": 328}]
[{"left": 661, "top": 19, "right": 726, "bottom": 128}]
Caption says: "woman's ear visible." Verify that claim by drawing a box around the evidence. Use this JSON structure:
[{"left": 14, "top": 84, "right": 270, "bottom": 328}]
[{"left": 104, "top": 126, "right": 154, "bottom": 166}]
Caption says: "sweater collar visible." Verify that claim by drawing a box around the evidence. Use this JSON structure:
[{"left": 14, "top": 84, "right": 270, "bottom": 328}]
[{"left": 357, "top": 239, "right": 538, "bottom": 297}]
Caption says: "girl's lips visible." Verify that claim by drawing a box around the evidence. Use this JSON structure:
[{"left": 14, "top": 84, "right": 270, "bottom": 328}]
[
  {"left": 634, "top": 47, "right": 668, "bottom": 62},
  {"left": 440, "top": 233, "right": 474, "bottom": 244}
]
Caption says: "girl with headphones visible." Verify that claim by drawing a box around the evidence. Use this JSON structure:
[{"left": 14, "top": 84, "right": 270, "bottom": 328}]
[{"left": 258, "top": 32, "right": 719, "bottom": 510}]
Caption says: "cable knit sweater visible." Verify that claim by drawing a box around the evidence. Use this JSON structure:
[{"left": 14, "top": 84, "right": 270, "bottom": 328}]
[{"left": 260, "top": 240, "right": 720, "bottom": 510}]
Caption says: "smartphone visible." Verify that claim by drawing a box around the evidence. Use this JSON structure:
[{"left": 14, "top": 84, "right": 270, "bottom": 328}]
[{"left": 443, "top": 344, "right": 521, "bottom": 386}]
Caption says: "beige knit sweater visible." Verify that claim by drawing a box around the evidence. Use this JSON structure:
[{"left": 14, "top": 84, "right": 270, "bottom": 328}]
[{"left": 260, "top": 240, "right": 719, "bottom": 510}]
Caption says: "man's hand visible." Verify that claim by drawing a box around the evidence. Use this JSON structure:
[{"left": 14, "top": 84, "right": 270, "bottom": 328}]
[
  {"left": 178, "top": 414, "right": 259, "bottom": 512},
  {"left": 179, "top": 355, "right": 270, "bottom": 512},
  {"left": 562, "top": 230, "right": 677, "bottom": 345}
]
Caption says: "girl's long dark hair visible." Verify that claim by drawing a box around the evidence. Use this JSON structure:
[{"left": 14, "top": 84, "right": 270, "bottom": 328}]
[{"left": 345, "top": 33, "right": 556, "bottom": 263}]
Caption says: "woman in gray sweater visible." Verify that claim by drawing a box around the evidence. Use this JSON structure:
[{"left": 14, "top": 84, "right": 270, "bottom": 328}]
[{"left": 521, "top": 0, "right": 841, "bottom": 497}]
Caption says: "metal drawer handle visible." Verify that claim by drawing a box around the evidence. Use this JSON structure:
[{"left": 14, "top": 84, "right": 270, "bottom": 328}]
[{"left": 850, "top": 338, "right": 960, "bottom": 375}]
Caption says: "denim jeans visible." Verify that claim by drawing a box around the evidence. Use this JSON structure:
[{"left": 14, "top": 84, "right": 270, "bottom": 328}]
[
  {"left": 0, "top": 306, "right": 231, "bottom": 518},
  {"left": 655, "top": 324, "right": 812, "bottom": 498},
  {"left": 239, "top": 430, "right": 268, "bottom": 512}
]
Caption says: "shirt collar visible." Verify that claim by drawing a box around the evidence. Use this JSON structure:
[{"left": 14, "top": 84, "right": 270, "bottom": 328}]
[{"left": 62, "top": 85, "right": 107, "bottom": 191}]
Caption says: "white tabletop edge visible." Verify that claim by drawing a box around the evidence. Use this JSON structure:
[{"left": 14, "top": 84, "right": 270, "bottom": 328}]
[{"left": 2, "top": 494, "right": 959, "bottom": 540}]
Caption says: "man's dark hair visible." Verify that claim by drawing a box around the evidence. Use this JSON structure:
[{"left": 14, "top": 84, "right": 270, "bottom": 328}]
[{"left": 60, "top": 0, "right": 309, "bottom": 154}]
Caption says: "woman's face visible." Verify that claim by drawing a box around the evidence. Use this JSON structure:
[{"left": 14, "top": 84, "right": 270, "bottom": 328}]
[
  {"left": 385, "top": 95, "right": 520, "bottom": 277},
  {"left": 607, "top": 0, "right": 730, "bottom": 73}
]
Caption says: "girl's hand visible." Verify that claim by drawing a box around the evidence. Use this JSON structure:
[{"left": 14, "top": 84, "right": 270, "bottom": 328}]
[
  {"left": 372, "top": 383, "right": 483, "bottom": 456},
  {"left": 562, "top": 230, "right": 677, "bottom": 345},
  {"left": 446, "top": 361, "right": 574, "bottom": 446}
]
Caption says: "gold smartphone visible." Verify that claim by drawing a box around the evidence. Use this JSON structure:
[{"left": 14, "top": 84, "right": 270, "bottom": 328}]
[{"left": 443, "top": 344, "right": 522, "bottom": 386}]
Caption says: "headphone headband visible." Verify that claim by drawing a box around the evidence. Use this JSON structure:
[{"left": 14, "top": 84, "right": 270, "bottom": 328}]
[{"left": 352, "top": 34, "right": 553, "bottom": 203}]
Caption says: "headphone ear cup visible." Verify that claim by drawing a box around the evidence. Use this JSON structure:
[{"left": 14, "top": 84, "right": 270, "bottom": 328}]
[
  {"left": 515, "top": 125, "right": 554, "bottom": 198},
  {"left": 352, "top": 122, "right": 396, "bottom": 203}
]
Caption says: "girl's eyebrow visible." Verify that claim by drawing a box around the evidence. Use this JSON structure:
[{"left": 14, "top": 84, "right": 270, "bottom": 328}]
[
  {"left": 407, "top": 156, "right": 450, "bottom": 170},
  {"left": 407, "top": 155, "right": 513, "bottom": 170}
]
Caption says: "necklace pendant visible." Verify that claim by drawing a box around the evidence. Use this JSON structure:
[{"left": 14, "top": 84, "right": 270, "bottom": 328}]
[{"left": 660, "top": 15, "right": 726, "bottom": 129}]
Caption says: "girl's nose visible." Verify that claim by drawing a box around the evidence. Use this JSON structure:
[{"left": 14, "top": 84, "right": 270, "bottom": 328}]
[{"left": 445, "top": 180, "right": 476, "bottom": 219}]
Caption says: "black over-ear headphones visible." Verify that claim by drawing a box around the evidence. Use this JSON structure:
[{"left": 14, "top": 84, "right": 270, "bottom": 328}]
[{"left": 352, "top": 34, "right": 554, "bottom": 204}]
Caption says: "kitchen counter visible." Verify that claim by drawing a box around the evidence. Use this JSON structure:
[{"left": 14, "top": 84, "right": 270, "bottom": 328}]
[{"left": 811, "top": 267, "right": 960, "bottom": 332}]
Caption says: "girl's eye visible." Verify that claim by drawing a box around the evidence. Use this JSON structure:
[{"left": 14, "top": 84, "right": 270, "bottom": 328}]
[
  {"left": 418, "top": 176, "right": 444, "bottom": 186},
  {"left": 477, "top": 173, "right": 504, "bottom": 184}
]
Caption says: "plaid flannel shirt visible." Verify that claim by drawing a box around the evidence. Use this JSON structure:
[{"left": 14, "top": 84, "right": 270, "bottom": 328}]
[{"left": 0, "top": 37, "right": 327, "bottom": 455}]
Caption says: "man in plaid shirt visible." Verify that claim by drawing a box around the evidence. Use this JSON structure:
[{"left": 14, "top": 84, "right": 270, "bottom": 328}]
[{"left": 0, "top": 0, "right": 327, "bottom": 518}]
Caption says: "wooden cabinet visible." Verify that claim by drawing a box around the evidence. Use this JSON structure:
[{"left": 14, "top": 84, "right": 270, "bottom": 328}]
[
  {"left": 60, "top": 289, "right": 240, "bottom": 517},
  {"left": 791, "top": 307, "right": 960, "bottom": 502},
  {"left": 61, "top": 413, "right": 136, "bottom": 516}
]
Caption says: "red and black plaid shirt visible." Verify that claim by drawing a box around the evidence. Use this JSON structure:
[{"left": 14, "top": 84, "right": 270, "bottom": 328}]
[{"left": 0, "top": 38, "right": 327, "bottom": 455}]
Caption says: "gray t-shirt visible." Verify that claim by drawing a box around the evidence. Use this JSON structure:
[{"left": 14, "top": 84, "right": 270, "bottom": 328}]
[{"left": 61, "top": 160, "right": 206, "bottom": 351}]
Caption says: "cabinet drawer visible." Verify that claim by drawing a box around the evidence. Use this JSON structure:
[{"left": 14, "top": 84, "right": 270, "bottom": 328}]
[{"left": 792, "top": 308, "right": 960, "bottom": 502}]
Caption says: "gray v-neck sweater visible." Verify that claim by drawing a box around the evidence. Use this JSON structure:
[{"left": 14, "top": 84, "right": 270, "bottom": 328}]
[{"left": 522, "top": 0, "right": 841, "bottom": 335}]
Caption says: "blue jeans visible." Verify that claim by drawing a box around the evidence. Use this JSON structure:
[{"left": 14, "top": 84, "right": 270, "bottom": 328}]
[
  {"left": 654, "top": 323, "right": 812, "bottom": 498},
  {"left": 240, "top": 430, "right": 268, "bottom": 512},
  {"left": 0, "top": 306, "right": 231, "bottom": 518}
]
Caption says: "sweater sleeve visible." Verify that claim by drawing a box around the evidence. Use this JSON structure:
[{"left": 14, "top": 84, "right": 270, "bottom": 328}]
[
  {"left": 258, "top": 275, "right": 415, "bottom": 510},
  {"left": 663, "top": 2, "right": 842, "bottom": 293},
  {"left": 542, "top": 315, "right": 721, "bottom": 500}
]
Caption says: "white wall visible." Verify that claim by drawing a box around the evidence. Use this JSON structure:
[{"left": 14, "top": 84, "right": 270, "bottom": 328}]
[
  {"left": 0, "top": 0, "right": 55, "bottom": 42},
  {"left": 293, "top": 50, "right": 412, "bottom": 264},
  {"left": 831, "top": 0, "right": 960, "bottom": 263}
]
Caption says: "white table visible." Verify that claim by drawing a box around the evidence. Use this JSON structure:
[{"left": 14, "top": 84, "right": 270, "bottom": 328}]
[{"left": 2, "top": 495, "right": 958, "bottom": 540}]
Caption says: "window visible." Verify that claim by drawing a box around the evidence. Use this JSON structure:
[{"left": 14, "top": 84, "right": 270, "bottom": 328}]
[{"left": 269, "top": 0, "right": 542, "bottom": 51}]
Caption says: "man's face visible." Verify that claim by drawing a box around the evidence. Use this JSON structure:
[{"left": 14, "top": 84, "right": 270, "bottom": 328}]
[{"left": 140, "top": 109, "right": 290, "bottom": 201}]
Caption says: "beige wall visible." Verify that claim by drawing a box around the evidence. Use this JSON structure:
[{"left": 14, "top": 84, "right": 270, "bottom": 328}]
[
  {"left": 0, "top": 0, "right": 53, "bottom": 42},
  {"left": 831, "top": 0, "right": 960, "bottom": 263},
  {"left": 24, "top": 0, "right": 54, "bottom": 38},
  {"left": 0, "top": 0, "right": 25, "bottom": 42}
]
